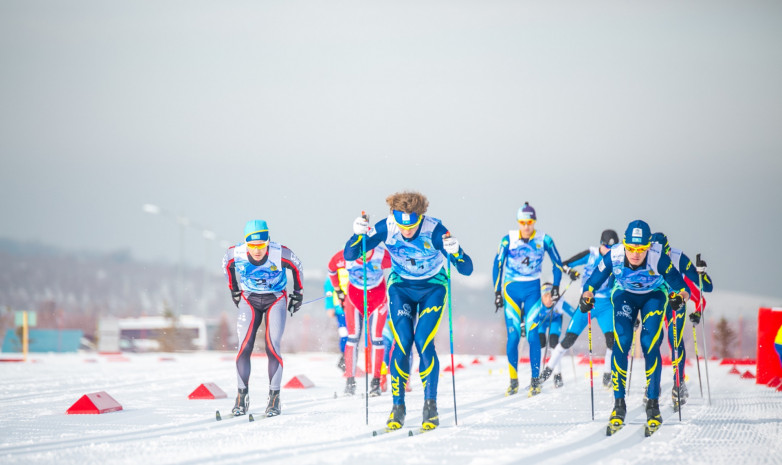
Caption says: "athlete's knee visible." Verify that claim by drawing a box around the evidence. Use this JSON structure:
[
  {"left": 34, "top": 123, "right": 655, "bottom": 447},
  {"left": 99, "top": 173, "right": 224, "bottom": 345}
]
[
  {"left": 347, "top": 336, "right": 359, "bottom": 345},
  {"left": 604, "top": 332, "right": 614, "bottom": 350},
  {"left": 560, "top": 332, "right": 578, "bottom": 349},
  {"left": 538, "top": 333, "right": 547, "bottom": 348},
  {"left": 549, "top": 334, "right": 559, "bottom": 349}
]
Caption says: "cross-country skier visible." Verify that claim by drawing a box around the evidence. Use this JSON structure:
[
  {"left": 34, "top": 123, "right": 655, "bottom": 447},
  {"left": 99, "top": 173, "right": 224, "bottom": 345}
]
[
  {"left": 323, "top": 277, "right": 348, "bottom": 372},
  {"left": 580, "top": 220, "right": 688, "bottom": 436},
  {"left": 650, "top": 232, "right": 714, "bottom": 410},
  {"left": 539, "top": 230, "right": 620, "bottom": 389},
  {"left": 222, "top": 220, "right": 304, "bottom": 417},
  {"left": 493, "top": 202, "right": 564, "bottom": 396},
  {"left": 328, "top": 244, "right": 392, "bottom": 397},
  {"left": 345, "top": 191, "right": 473, "bottom": 431},
  {"left": 534, "top": 282, "right": 577, "bottom": 388}
]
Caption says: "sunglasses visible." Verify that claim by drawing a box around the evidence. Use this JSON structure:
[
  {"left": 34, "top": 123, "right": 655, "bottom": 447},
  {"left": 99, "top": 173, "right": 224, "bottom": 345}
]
[
  {"left": 246, "top": 242, "right": 269, "bottom": 250},
  {"left": 396, "top": 216, "right": 423, "bottom": 230},
  {"left": 623, "top": 241, "right": 651, "bottom": 253},
  {"left": 518, "top": 220, "right": 536, "bottom": 226}
]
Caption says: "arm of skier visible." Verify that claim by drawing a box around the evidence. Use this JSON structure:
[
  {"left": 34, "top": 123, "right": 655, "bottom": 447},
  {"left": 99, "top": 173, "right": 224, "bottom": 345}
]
[
  {"left": 563, "top": 249, "right": 590, "bottom": 268},
  {"left": 679, "top": 252, "right": 713, "bottom": 293},
  {"left": 344, "top": 218, "right": 387, "bottom": 261},
  {"left": 544, "top": 236, "right": 564, "bottom": 287},
  {"left": 658, "top": 253, "right": 688, "bottom": 301},
  {"left": 583, "top": 253, "right": 612, "bottom": 298},
  {"left": 327, "top": 251, "right": 345, "bottom": 290},
  {"left": 281, "top": 246, "right": 304, "bottom": 294},
  {"left": 493, "top": 236, "right": 509, "bottom": 294},
  {"left": 433, "top": 223, "right": 473, "bottom": 276}
]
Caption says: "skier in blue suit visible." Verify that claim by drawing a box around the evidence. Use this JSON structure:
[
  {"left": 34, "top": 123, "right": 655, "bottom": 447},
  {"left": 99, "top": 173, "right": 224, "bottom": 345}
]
[
  {"left": 493, "top": 202, "right": 564, "bottom": 396},
  {"left": 345, "top": 191, "right": 473, "bottom": 431},
  {"left": 580, "top": 220, "right": 689, "bottom": 436}
]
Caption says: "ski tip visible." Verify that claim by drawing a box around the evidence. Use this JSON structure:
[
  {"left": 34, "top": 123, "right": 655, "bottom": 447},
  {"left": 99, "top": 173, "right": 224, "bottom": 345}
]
[
  {"left": 372, "top": 431, "right": 378, "bottom": 437},
  {"left": 215, "top": 410, "right": 222, "bottom": 421},
  {"left": 248, "top": 413, "right": 255, "bottom": 422},
  {"left": 408, "top": 430, "right": 414, "bottom": 437},
  {"left": 333, "top": 391, "right": 338, "bottom": 399}
]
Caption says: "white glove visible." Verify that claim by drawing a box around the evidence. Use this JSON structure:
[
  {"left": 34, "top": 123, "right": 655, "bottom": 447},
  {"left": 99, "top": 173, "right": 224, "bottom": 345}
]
[
  {"left": 443, "top": 236, "right": 460, "bottom": 254},
  {"left": 353, "top": 216, "right": 369, "bottom": 235}
]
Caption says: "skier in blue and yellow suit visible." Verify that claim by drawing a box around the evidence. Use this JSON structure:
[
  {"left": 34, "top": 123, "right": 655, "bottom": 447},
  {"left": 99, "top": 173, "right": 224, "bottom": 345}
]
[
  {"left": 492, "top": 202, "right": 564, "bottom": 397},
  {"left": 345, "top": 191, "right": 472, "bottom": 431},
  {"left": 581, "top": 220, "right": 689, "bottom": 436}
]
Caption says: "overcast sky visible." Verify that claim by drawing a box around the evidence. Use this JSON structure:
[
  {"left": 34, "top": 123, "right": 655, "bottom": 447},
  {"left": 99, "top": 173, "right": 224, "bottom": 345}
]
[{"left": 1, "top": 0, "right": 781, "bottom": 299}]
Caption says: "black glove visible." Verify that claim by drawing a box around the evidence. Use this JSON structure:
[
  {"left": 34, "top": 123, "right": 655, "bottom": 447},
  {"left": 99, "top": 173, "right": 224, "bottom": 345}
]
[
  {"left": 689, "top": 312, "right": 701, "bottom": 325},
  {"left": 695, "top": 254, "right": 707, "bottom": 275},
  {"left": 550, "top": 285, "right": 560, "bottom": 303},
  {"left": 520, "top": 322, "right": 526, "bottom": 338},
  {"left": 494, "top": 292, "right": 504, "bottom": 313},
  {"left": 634, "top": 317, "right": 641, "bottom": 330},
  {"left": 669, "top": 293, "right": 685, "bottom": 312},
  {"left": 579, "top": 295, "right": 594, "bottom": 313},
  {"left": 231, "top": 290, "right": 242, "bottom": 307},
  {"left": 334, "top": 289, "right": 346, "bottom": 304},
  {"left": 288, "top": 292, "right": 303, "bottom": 315},
  {"left": 567, "top": 268, "right": 580, "bottom": 280}
]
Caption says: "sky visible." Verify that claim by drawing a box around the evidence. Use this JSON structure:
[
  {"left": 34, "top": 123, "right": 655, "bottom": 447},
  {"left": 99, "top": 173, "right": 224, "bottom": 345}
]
[{"left": 1, "top": 0, "right": 781, "bottom": 299}]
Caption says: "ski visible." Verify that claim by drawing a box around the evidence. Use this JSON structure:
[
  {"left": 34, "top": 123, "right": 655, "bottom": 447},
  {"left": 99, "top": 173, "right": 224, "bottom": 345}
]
[
  {"left": 215, "top": 410, "right": 249, "bottom": 421},
  {"left": 371, "top": 426, "right": 405, "bottom": 437},
  {"left": 249, "top": 413, "right": 279, "bottom": 422},
  {"left": 408, "top": 426, "right": 437, "bottom": 436}
]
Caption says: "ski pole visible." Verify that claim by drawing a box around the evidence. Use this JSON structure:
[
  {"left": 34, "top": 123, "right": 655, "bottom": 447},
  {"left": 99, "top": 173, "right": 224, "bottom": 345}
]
[
  {"left": 692, "top": 325, "right": 704, "bottom": 398},
  {"left": 445, "top": 233, "right": 458, "bottom": 425},
  {"left": 587, "top": 307, "right": 595, "bottom": 421},
  {"left": 362, "top": 213, "right": 369, "bottom": 425},
  {"left": 542, "top": 279, "right": 574, "bottom": 374},
  {"left": 697, "top": 256, "right": 712, "bottom": 406},
  {"left": 301, "top": 295, "right": 328, "bottom": 306},
  {"left": 670, "top": 293, "right": 682, "bottom": 421}
]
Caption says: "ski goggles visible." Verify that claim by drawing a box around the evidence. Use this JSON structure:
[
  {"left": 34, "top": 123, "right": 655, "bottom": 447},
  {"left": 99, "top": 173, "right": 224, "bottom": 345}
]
[
  {"left": 623, "top": 240, "right": 651, "bottom": 253},
  {"left": 246, "top": 241, "right": 269, "bottom": 250},
  {"left": 393, "top": 210, "right": 422, "bottom": 230},
  {"left": 518, "top": 219, "right": 536, "bottom": 226}
]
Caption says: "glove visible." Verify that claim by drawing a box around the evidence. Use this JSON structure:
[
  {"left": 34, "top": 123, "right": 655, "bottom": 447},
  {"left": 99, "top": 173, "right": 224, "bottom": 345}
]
[
  {"left": 689, "top": 312, "right": 701, "bottom": 325},
  {"left": 494, "top": 291, "right": 504, "bottom": 313},
  {"left": 634, "top": 317, "right": 641, "bottom": 330},
  {"left": 334, "top": 289, "right": 346, "bottom": 303},
  {"left": 353, "top": 215, "right": 369, "bottom": 235},
  {"left": 695, "top": 254, "right": 707, "bottom": 275},
  {"left": 520, "top": 323, "right": 526, "bottom": 338},
  {"left": 443, "top": 235, "right": 460, "bottom": 254},
  {"left": 567, "top": 268, "right": 580, "bottom": 280},
  {"left": 550, "top": 285, "right": 560, "bottom": 303},
  {"left": 669, "top": 293, "right": 685, "bottom": 312},
  {"left": 579, "top": 295, "right": 594, "bottom": 313},
  {"left": 288, "top": 292, "right": 303, "bottom": 315},
  {"left": 231, "top": 290, "right": 242, "bottom": 307}
]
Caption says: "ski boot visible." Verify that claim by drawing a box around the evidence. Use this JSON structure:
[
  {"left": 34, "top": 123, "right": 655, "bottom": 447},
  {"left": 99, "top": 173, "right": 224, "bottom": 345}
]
[
  {"left": 386, "top": 403, "right": 406, "bottom": 430},
  {"left": 602, "top": 372, "right": 612, "bottom": 388},
  {"left": 337, "top": 355, "right": 346, "bottom": 372},
  {"left": 505, "top": 378, "right": 519, "bottom": 396},
  {"left": 528, "top": 377, "right": 542, "bottom": 397},
  {"left": 344, "top": 377, "right": 356, "bottom": 396},
  {"left": 539, "top": 366, "right": 553, "bottom": 383},
  {"left": 232, "top": 388, "right": 249, "bottom": 416},
  {"left": 606, "top": 398, "right": 627, "bottom": 436},
  {"left": 553, "top": 373, "right": 564, "bottom": 388},
  {"left": 422, "top": 399, "right": 439, "bottom": 430},
  {"left": 265, "top": 389, "right": 281, "bottom": 417},
  {"left": 369, "top": 377, "right": 382, "bottom": 397},
  {"left": 672, "top": 383, "right": 689, "bottom": 412},
  {"left": 645, "top": 398, "right": 662, "bottom": 437}
]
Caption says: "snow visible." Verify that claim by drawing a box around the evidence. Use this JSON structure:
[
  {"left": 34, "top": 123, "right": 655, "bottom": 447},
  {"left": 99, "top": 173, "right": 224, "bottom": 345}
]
[{"left": 1, "top": 352, "right": 781, "bottom": 465}]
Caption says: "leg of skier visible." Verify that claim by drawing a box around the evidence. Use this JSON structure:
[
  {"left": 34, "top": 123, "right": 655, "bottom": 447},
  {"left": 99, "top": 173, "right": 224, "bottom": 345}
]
[
  {"left": 233, "top": 297, "right": 264, "bottom": 416},
  {"left": 263, "top": 295, "right": 287, "bottom": 416},
  {"left": 414, "top": 281, "right": 447, "bottom": 430},
  {"left": 342, "top": 296, "right": 360, "bottom": 396}
]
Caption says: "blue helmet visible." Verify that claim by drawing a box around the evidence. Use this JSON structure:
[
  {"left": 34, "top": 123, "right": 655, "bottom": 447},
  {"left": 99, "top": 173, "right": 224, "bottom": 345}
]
[
  {"left": 624, "top": 220, "right": 651, "bottom": 245},
  {"left": 651, "top": 232, "right": 670, "bottom": 254},
  {"left": 517, "top": 202, "right": 537, "bottom": 221},
  {"left": 244, "top": 220, "right": 269, "bottom": 242}
]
